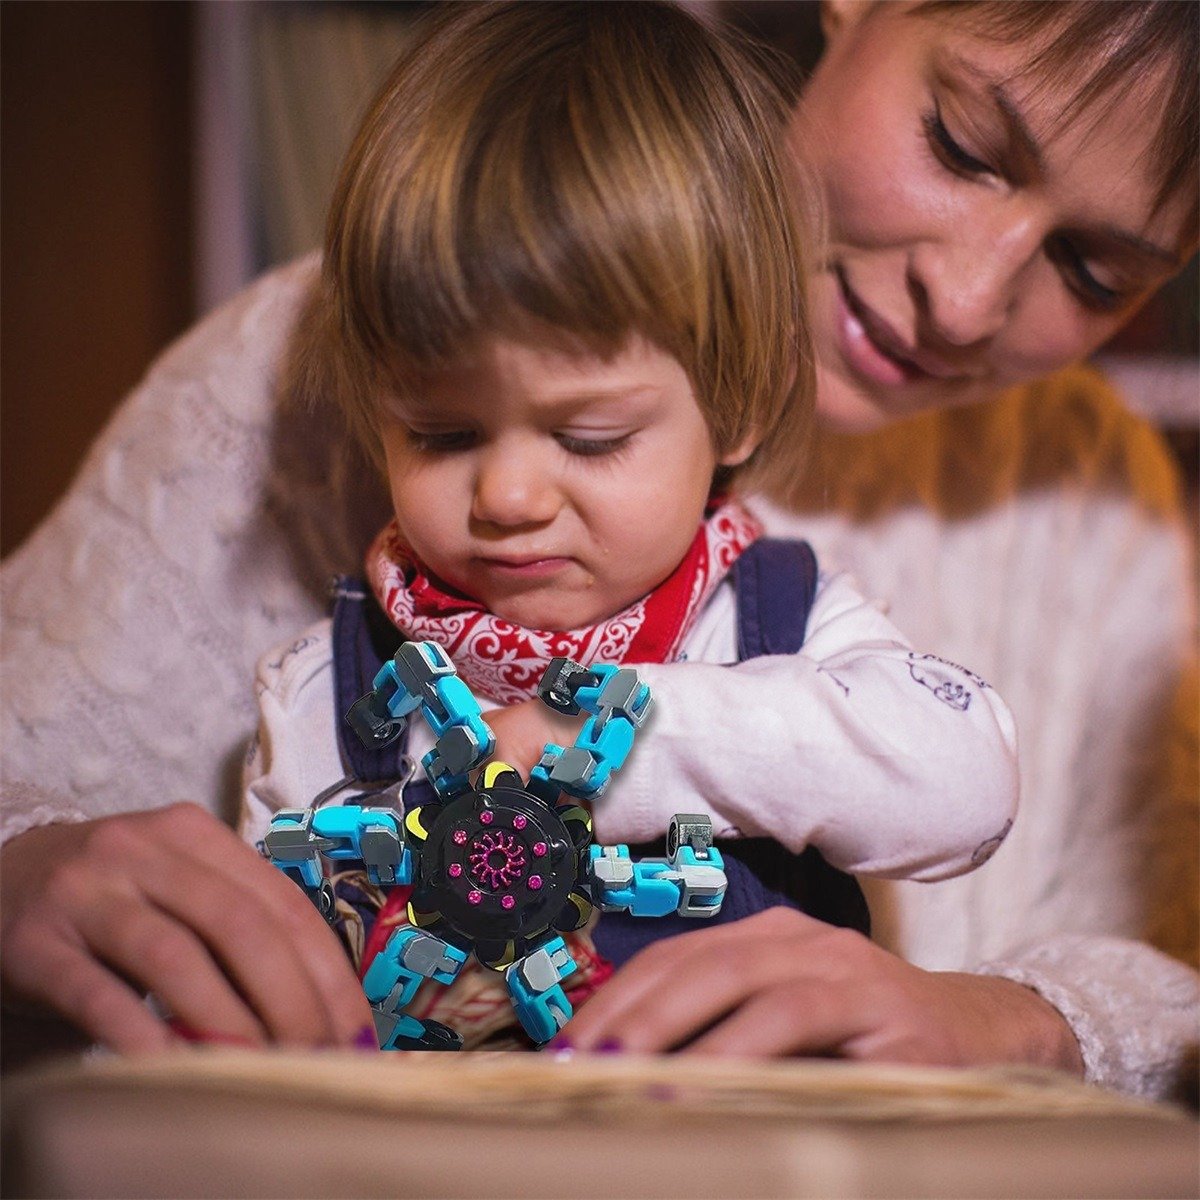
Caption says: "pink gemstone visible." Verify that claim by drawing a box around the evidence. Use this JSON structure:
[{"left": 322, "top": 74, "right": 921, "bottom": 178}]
[
  {"left": 513, "top": 815, "right": 527, "bottom": 830},
  {"left": 453, "top": 830, "right": 467, "bottom": 845},
  {"left": 448, "top": 863, "right": 463, "bottom": 878},
  {"left": 468, "top": 890, "right": 482, "bottom": 905},
  {"left": 532, "top": 842, "right": 547, "bottom": 857},
  {"left": 501, "top": 895, "right": 516, "bottom": 910},
  {"left": 528, "top": 875, "right": 543, "bottom": 891},
  {"left": 480, "top": 810, "right": 494, "bottom": 825}
]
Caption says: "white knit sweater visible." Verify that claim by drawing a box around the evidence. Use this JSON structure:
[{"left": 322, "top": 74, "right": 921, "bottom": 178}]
[{"left": 3, "top": 258, "right": 1195, "bottom": 1099}]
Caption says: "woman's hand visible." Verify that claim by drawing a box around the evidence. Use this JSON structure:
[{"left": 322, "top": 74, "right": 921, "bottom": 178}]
[
  {"left": 483, "top": 696, "right": 583, "bottom": 778},
  {"left": 562, "top": 907, "right": 1085, "bottom": 1073},
  {"left": 0, "top": 804, "right": 376, "bottom": 1054}
]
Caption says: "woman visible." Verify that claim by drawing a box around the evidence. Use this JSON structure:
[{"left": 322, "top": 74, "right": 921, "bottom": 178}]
[{"left": 2, "top": 1, "right": 1195, "bottom": 1093}]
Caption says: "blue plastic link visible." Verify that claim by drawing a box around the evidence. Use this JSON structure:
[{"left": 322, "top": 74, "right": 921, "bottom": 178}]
[
  {"left": 588, "top": 843, "right": 727, "bottom": 918},
  {"left": 529, "top": 664, "right": 653, "bottom": 800},
  {"left": 363, "top": 927, "right": 469, "bottom": 1049},
  {"left": 369, "top": 643, "right": 495, "bottom": 797},
  {"left": 265, "top": 805, "right": 414, "bottom": 892},
  {"left": 363, "top": 927, "right": 467, "bottom": 1004},
  {"left": 504, "top": 936, "right": 578, "bottom": 1044}
]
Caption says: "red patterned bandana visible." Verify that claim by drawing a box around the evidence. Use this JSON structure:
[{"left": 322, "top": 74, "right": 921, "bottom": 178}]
[{"left": 365, "top": 499, "right": 762, "bottom": 701}]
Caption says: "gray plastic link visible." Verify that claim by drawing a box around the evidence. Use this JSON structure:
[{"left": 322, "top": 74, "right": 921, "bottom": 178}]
[
  {"left": 537, "top": 658, "right": 596, "bottom": 715},
  {"left": 400, "top": 932, "right": 462, "bottom": 978},
  {"left": 517, "top": 943, "right": 572, "bottom": 993},
  {"left": 263, "top": 810, "right": 338, "bottom": 856},
  {"left": 667, "top": 814, "right": 714, "bottom": 860},
  {"left": 358, "top": 811, "right": 404, "bottom": 884},
  {"left": 676, "top": 864, "right": 727, "bottom": 917},
  {"left": 596, "top": 669, "right": 651, "bottom": 727},
  {"left": 590, "top": 846, "right": 634, "bottom": 890},
  {"left": 373, "top": 1005, "right": 401, "bottom": 1044},
  {"left": 392, "top": 641, "right": 456, "bottom": 719},
  {"left": 428, "top": 724, "right": 484, "bottom": 781},
  {"left": 548, "top": 746, "right": 598, "bottom": 791}
]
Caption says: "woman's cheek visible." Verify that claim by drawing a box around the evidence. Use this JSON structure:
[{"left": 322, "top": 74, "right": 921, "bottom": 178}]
[{"left": 999, "top": 297, "right": 1106, "bottom": 383}]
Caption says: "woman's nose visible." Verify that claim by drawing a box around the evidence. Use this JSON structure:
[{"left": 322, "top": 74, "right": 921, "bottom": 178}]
[
  {"left": 908, "top": 206, "right": 1043, "bottom": 348},
  {"left": 471, "top": 443, "right": 561, "bottom": 528}
]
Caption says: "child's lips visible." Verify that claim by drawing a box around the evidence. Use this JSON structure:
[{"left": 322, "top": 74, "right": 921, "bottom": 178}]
[{"left": 477, "top": 555, "right": 573, "bottom": 578}]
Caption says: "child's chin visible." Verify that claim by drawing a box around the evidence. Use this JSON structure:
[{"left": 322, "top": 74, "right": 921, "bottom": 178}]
[{"left": 491, "top": 593, "right": 609, "bottom": 634}]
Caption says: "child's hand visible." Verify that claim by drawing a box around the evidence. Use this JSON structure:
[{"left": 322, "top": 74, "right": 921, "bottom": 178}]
[
  {"left": 0, "top": 804, "right": 376, "bottom": 1054},
  {"left": 484, "top": 696, "right": 582, "bottom": 778}
]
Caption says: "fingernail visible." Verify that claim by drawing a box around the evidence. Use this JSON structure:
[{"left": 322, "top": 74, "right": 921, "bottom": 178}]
[
  {"left": 354, "top": 1025, "right": 379, "bottom": 1050},
  {"left": 596, "top": 1037, "right": 623, "bottom": 1054},
  {"left": 547, "top": 1035, "right": 574, "bottom": 1052}
]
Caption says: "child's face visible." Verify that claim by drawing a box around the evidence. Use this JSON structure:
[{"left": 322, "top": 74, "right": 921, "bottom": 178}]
[{"left": 379, "top": 334, "right": 753, "bottom": 631}]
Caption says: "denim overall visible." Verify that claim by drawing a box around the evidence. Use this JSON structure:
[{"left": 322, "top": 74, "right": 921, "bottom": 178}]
[{"left": 329, "top": 538, "right": 869, "bottom": 971}]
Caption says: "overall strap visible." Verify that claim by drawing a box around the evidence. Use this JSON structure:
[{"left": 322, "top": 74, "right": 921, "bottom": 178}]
[
  {"left": 732, "top": 537, "right": 819, "bottom": 659},
  {"left": 330, "top": 576, "right": 414, "bottom": 786},
  {"left": 734, "top": 536, "right": 871, "bottom": 939}
]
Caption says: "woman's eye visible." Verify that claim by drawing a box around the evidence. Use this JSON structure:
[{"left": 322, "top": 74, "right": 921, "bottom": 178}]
[
  {"left": 1046, "top": 237, "right": 1124, "bottom": 311},
  {"left": 555, "top": 432, "right": 632, "bottom": 458},
  {"left": 923, "top": 105, "right": 993, "bottom": 178},
  {"left": 407, "top": 429, "right": 476, "bottom": 452}
]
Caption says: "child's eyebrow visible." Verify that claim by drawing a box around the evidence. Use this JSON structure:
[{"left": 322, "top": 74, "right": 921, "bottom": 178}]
[{"left": 536, "top": 384, "right": 663, "bottom": 413}]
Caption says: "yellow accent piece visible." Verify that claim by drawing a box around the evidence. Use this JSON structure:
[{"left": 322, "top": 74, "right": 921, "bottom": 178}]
[
  {"left": 406, "top": 901, "right": 442, "bottom": 928},
  {"left": 565, "top": 891, "right": 593, "bottom": 928},
  {"left": 482, "top": 762, "right": 517, "bottom": 788},
  {"left": 481, "top": 940, "right": 517, "bottom": 970},
  {"left": 558, "top": 805, "right": 593, "bottom": 836},
  {"left": 404, "top": 807, "right": 429, "bottom": 842}
]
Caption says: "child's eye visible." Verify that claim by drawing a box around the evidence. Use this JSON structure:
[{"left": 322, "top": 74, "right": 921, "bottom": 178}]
[
  {"left": 1046, "top": 236, "right": 1125, "bottom": 312},
  {"left": 554, "top": 432, "right": 633, "bottom": 458},
  {"left": 407, "top": 429, "right": 477, "bottom": 453},
  {"left": 922, "top": 104, "right": 994, "bottom": 178}
]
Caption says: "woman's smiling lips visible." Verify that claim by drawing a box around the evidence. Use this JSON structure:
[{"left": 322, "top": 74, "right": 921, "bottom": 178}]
[{"left": 833, "top": 267, "right": 964, "bottom": 387}]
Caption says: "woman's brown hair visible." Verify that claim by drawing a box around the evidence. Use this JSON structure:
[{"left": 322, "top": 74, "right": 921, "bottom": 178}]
[{"left": 297, "top": 1, "right": 816, "bottom": 496}]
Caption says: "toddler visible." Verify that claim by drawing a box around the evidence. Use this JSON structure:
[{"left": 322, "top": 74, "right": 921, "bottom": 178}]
[{"left": 242, "top": 1, "right": 1018, "bottom": 1047}]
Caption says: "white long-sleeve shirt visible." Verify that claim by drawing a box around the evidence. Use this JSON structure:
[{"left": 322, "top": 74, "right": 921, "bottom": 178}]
[
  {"left": 3, "top": 258, "right": 1195, "bottom": 1098},
  {"left": 241, "top": 569, "right": 1019, "bottom": 884}
]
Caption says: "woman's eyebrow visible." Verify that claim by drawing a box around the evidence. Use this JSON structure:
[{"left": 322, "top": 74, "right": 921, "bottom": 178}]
[
  {"left": 1092, "top": 225, "right": 1179, "bottom": 268},
  {"left": 947, "top": 55, "right": 1178, "bottom": 266},
  {"left": 940, "top": 52, "right": 1044, "bottom": 172},
  {"left": 985, "top": 80, "right": 1044, "bottom": 177}
]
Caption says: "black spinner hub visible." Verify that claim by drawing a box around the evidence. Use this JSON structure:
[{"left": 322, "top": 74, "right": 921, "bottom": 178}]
[{"left": 416, "top": 782, "right": 582, "bottom": 946}]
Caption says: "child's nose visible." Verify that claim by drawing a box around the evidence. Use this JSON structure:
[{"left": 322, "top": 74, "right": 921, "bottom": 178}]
[{"left": 471, "top": 448, "right": 560, "bottom": 527}]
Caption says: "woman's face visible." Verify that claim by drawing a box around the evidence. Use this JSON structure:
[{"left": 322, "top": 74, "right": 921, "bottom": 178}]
[{"left": 794, "top": 1, "right": 1194, "bottom": 430}]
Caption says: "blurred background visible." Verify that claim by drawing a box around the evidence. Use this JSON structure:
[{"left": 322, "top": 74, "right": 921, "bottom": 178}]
[{"left": 3, "top": 0, "right": 1196, "bottom": 557}]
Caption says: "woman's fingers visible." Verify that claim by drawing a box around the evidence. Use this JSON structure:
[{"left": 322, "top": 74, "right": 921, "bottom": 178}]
[
  {"left": 1, "top": 807, "right": 375, "bottom": 1054},
  {"left": 145, "top": 805, "right": 374, "bottom": 1045},
  {"left": 561, "top": 926, "right": 710, "bottom": 1048},
  {"left": 565, "top": 908, "right": 899, "bottom": 1055},
  {"left": 566, "top": 909, "right": 831, "bottom": 1052},
  {"left": 3, "top": 927, "right": 177, "bottom": 1055},
  {"left": 682, "top": 980, "right": 872, "bottom": 1059},
  {"left": 71, "top": 889, "right": 270, "bottom": 1046}
]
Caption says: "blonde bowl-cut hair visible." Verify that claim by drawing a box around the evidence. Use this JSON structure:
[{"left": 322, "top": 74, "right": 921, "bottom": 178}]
[{"left": 293, "top": 0, "right": 816, "bottom": 497}]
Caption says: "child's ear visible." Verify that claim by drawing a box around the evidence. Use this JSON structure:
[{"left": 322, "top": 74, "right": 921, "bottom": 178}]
[
  {"left": 821, "top": 0, "right": 873, "bottom": 43},
  {"left": 718, "top": 428, "right": 763, "bottom": 468}
]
